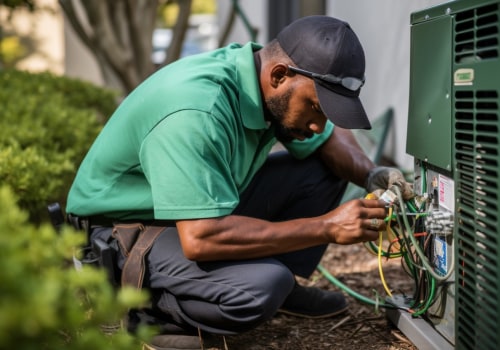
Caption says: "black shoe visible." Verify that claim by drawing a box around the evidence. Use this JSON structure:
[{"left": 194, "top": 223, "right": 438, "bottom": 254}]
[
  {"left": 144, "top": 334, "right": 202, "bottom": 350},
  {"left": 278, "top": 283, "right": 348, "bottom": 319},
  {"left": 144, "top": 331, "right": 226, "bottom": 350},
  {"left": 130, "top": 308, "right": 216, "bottom": 350}
]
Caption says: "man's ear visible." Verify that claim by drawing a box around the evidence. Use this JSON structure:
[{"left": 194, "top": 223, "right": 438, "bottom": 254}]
[{"left": 269, "top": 63, "right": 289, "bottom": 88}]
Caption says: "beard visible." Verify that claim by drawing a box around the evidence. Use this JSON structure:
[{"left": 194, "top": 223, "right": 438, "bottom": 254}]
[{"left": 266, "top": 89, "right": 313, "bottom": 143}]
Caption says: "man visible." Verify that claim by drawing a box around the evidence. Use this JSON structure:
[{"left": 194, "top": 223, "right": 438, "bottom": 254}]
[{"left": 67, "top": 15, "right": 411, "bottom": 349}]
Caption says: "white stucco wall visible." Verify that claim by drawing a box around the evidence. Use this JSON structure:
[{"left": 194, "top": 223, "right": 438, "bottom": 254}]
[{"left": 326, "top": 0, "right": 450, "bottom": 170}]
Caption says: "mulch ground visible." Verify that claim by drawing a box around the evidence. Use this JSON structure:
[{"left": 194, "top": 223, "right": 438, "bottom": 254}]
[{"left": 220, "top": 243, "right": 419, "bottom": 350}]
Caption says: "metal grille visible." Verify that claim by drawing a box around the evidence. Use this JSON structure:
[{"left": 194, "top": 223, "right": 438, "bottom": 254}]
[
  {"left": 455, "top": 3, "right": 499, "bottom": 63},
  {"left": 454, "top": 88, "right": 500, "bottom": 350}
]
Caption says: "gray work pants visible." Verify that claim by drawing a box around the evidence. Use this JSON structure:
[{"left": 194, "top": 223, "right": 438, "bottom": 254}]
[{"left": 91, "top": 151, "right": 347, "bottom": 335}]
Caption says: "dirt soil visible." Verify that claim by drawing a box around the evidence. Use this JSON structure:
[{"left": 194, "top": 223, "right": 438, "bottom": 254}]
[{"left": 220, "top": 243, "right": 419, "bottom": 350}]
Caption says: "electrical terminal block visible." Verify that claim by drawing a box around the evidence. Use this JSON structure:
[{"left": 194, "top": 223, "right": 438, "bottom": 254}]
[{"left": 425, "top": 210, "right": 454, "bottom": 236}]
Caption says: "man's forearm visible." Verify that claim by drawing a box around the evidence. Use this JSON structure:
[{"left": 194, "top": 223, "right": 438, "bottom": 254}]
[
  {"left": 176, "top": 198, "right": 387, "bottom": 262},
  {"left": 318, "top": 126, "right": 375, "bottom": 188},
  {"left": 176, "top": 215, "right": 328, "bottom": 261}
]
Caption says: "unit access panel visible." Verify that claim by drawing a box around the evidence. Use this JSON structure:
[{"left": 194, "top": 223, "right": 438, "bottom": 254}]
[{"left": 406, "top": 13, "right": 453, "bottom": 172}]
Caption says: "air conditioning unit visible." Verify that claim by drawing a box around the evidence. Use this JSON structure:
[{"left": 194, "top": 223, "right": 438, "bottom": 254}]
[{"left": 386, "top": 1, "right": 500, "bottom": 349}]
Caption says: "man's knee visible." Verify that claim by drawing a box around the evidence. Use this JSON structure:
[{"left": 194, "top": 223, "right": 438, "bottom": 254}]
[
  {"left": 162, "top": 260, "right": 296, "bottom": 334},
  {"left": 244, "top": 261, "right": 296, "bottom": 319},
  {"left": 211, "top": 262, "right": 296, "bottom": 333}
]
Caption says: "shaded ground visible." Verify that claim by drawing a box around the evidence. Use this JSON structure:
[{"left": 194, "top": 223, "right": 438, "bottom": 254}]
[{"left": 221, "top": 243, "right": 418, "bottom": 350}]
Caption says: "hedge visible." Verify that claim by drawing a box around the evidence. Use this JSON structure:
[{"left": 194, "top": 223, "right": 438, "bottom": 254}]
[
  {"left": 0, "top": 69, "right": 118, "bottom": 223},
  {"left": 0, "top": 186, "right": 153, "bottom": 349}
]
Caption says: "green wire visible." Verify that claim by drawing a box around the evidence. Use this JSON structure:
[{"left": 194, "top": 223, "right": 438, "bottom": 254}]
[
  {"left": 364, "top": 240, "right": 402, "bottom": 258},
  {"left": 406, "top": 200, "right": 418, "bottom": 213},
  {"left": 317, "top": 185, "right": 445, "bottom": 318},
  {"left": 411, "top": 274, "right": 436, "bottom": 317},
  {"left": 393, "top": 210, "right": 422, "bottom": 303},
  {"left": 396, "top": 187, "right": 454, "bottom": 282}
]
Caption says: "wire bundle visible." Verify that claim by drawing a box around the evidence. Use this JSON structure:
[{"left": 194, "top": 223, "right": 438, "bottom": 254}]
[{"left": 318, "top": 185, "right": 453, "bottom": 318}]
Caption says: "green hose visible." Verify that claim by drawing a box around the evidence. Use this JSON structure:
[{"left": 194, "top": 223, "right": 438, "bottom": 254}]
[{"left": 316, "top": 264, "right": 398, "bottom": 309}]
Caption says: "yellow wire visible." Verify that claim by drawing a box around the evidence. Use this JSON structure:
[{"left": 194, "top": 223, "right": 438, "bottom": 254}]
[
  {"left": 365, "top": 192, "right": 395, "bottom": 296},
  {"left": 364, "top": 192, "right": 381, "bottom": 256},
  {"left": 378, "top": 207, "right": 393, "bottom": 297}
]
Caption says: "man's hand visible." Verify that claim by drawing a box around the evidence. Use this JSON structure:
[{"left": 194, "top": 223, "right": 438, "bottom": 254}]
[
  {"left": 321, "top": 199, "right": 388, "bottom": 245},
  {"left": 365, "top": 166, "right": 413, "bottom": 200}
]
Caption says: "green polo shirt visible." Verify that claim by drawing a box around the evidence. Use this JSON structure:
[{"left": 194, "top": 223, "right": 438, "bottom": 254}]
[{"left": 66, "top": 42, "right": 334, "bottom": 220}]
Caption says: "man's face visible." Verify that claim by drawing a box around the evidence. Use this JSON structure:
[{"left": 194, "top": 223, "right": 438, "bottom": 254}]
[{"left": 265, "top": 79, "right": 327, "bottom": 143}]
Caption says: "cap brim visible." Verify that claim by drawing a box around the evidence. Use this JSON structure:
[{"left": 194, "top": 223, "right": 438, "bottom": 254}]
[{"left": 315, "top": 82, "right": 371, "bottom": 130}]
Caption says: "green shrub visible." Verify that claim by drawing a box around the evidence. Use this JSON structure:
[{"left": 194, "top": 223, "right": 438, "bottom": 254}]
[
  {"left": 0, "top": 69, "right": 118, "bottom": 223},
  {"left": 0, "top": 186, "right": 153, "bottom": 349}
]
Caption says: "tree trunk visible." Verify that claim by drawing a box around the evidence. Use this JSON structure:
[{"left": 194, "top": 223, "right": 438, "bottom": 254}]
[
  {"left": 58, "top": 0, "right": 247, "bottom": 94},
  {"left": 59, "top": 0, "right": 160, "bottom": 94},
  {"left": 164, "top": 0, "right": 192, "bottom": 66}
]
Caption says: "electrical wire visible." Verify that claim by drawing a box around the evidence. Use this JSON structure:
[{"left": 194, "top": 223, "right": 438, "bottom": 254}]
[
  {"left": 378, "top": 229, "right": 393, "bottom": 297},
  {"left": 317, "top": 180, "right": 452, "bottom": 318},
  {"left": 395, "top": 186, "right": 455, "bottom": 282},
  {"left": 378, "top": 207, "right": 393, "bottom": 297}
]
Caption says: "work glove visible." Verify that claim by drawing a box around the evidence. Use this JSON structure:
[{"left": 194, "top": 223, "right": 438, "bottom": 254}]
[{"left": 365, "top": 166, "right": 414, "bottom": 200}]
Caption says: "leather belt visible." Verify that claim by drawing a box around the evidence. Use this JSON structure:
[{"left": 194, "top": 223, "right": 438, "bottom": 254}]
[{"left": 112, "top": 223, "right": 164, "bottom": 288}]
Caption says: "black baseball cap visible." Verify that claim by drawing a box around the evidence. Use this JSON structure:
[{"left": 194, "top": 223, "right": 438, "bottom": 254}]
[{"left": 277, "top": 16, "right": 371, "bottom": 130}]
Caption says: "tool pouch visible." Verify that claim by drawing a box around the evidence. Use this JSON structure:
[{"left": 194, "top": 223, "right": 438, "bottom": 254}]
[
  {"left": 112, "top": 223, "right": 145, "bottom": 257},
  {"left": 112, "top": 223, "right": 163, "bottom": 289}
]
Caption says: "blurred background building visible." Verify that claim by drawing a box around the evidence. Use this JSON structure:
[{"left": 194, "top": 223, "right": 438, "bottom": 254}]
[{"left": 1, "top": 0, "right": 448, "bottom": 171}]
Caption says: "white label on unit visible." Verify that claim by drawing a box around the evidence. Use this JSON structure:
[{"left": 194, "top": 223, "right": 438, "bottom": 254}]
[
  {"left": 454, "top": 68, "right": 474, "bottom": 86},
  {"left": 439, "top": 174, "right": 454, "bottom": 212}
]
